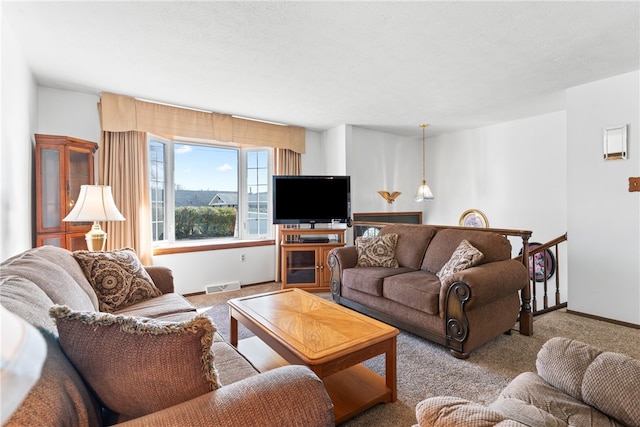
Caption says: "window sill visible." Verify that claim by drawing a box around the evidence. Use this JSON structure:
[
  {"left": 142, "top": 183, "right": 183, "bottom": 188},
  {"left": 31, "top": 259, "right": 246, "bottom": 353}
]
[{"left": 153, "top": 239, "right": 275, "bottom": 256}]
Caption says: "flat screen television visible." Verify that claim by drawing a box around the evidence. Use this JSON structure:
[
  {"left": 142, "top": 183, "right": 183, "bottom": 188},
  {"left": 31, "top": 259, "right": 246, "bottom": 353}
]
[{"left": 272, "top": 175, "right": 351, "bottom": 227}]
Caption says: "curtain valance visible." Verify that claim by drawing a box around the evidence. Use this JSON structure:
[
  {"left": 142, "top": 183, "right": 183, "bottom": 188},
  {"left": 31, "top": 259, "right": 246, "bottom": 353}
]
[{"left": 99, "top": 92, "right": 305, "bottom": 154}]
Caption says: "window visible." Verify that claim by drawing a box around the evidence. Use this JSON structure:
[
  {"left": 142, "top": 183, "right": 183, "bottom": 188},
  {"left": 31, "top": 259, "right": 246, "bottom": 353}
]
[{"left": 148, "top": 135, "right": 272, "bottom": 246}]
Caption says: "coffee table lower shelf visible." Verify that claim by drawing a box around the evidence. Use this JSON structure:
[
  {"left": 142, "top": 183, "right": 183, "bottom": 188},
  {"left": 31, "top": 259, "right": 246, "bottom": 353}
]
[{"left": 238, "top": 336, "right": 393, "bottom": 424}]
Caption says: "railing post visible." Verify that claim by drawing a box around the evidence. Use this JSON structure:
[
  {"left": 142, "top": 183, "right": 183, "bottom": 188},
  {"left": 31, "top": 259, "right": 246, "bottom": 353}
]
[{"left": 519, "top": 235, "right": 533, "bottom": 336}]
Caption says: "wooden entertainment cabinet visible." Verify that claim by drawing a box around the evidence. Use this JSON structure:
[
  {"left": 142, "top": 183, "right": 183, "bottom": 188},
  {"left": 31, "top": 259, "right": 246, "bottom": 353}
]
[{"left": 280, "top": 227, "right": 346, "bottom": 292}]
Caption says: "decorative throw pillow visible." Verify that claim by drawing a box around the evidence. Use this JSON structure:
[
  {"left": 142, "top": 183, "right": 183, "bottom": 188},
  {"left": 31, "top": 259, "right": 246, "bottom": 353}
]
[
  {"left": 49, "top": 305, "right": 220, "bottom": 419},
  {"left": 73, "top": 248, "right": 162, "bottom": 313},
  {"left": 437, "top": 239, "right": 484, "bottom": 279},
  {"left": 355, "top": 233, "right": 399, "bottom": 268}
]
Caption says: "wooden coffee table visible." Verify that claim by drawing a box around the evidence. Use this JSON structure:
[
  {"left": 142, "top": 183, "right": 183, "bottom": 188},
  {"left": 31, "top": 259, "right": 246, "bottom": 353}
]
[{"left": 228, "top": 288, "right": 398, "bottom": 424}]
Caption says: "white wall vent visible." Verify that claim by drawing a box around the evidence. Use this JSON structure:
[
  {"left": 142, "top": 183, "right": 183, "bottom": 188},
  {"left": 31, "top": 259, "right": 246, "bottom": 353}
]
[{"left": 205, "top": 281, "right": 241, "bottom": 294}]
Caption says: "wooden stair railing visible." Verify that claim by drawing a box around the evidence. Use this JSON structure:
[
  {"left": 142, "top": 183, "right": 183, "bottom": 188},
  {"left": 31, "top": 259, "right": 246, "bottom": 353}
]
[{"left": 515, "top": 233, "right": 568, "bottom": 317}]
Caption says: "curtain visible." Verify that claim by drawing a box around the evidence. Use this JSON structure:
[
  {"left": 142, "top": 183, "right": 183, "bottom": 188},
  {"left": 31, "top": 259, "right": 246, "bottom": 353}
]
[
  {"left": 274, "top": 148, "right": 302, "bottom": 281},
  {"left": 98, "top": 131, "right": 153, "bottom": 265},
  {"left": 99, "top": 92, "right": 305, "bottom": 153}
]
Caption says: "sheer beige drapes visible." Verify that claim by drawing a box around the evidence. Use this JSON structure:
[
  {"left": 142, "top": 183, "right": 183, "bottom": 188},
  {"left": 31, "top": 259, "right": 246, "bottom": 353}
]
[
  {"left": 98, "top": 131, "right": 153, "bottom": 265},
  {"left": 274, "top": 148, "right": 302, "bottom": 281}
]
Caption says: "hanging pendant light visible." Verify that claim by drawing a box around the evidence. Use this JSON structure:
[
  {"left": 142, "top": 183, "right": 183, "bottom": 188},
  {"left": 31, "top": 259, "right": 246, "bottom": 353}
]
[
  {"left": 414, "top": 125, "right": 434, "bottom": 201},
  {"left": 414, "top": 124, "right": 434, "bottom": 202}
]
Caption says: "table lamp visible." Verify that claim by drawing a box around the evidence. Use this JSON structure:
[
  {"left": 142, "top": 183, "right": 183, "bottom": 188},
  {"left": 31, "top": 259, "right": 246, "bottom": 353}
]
[{"left": 63, "top": 185, "right": 125, "bottom": 251}]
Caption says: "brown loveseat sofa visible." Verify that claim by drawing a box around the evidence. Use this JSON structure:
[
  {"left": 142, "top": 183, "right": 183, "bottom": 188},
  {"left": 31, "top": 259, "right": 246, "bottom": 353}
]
[
  {"left": 328, "top": 224, "right": 528, "bottom": 358},
  {"left": 0, "top": 245, "right": 334, "bottom": 427},
  {"left": 415, "top": 336, "right": 640, "bottom": 426}
]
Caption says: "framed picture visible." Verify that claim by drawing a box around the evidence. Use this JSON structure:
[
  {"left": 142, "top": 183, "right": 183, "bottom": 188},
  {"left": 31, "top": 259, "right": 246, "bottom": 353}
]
[
  {"left": 519, "top": 243, "right": 556, "bottom": 282},
  {"left": 458, "top": 209, "right": 489, "bottom": 228},
  {"left": 603, "top": 124, "right": 627, "bottom": 160}
]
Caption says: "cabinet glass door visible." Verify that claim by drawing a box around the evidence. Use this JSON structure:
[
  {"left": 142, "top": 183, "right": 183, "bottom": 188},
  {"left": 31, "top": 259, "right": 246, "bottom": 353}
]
[
  {"left": 39, "top": 147, "right": 64, "bottom": 231},
  {"left": 286, "top": 250, "right": 317, "bottom": 284},
  {"left": 67, "top": 148, "right": 93, "bottom": 231}
]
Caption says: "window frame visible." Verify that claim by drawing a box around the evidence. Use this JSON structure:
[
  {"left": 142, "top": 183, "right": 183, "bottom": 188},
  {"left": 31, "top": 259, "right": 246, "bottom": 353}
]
[{"left": 148, "top": 134, "right": 274, "bottom": 253}]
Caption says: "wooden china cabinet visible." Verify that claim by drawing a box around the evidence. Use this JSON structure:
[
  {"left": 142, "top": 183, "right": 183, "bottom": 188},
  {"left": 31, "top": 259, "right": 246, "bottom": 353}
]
[{"left": 34, "top": 134, "right": 98, "bottom": 250}]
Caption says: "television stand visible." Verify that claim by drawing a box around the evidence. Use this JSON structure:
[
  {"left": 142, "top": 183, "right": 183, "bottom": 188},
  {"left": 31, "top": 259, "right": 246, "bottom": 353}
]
[{"left": 280, "top": 227, "right": 346, "bottom": 292}]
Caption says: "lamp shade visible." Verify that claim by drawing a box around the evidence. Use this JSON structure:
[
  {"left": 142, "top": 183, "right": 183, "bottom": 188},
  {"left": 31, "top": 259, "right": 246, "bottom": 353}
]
[
  {"left": 414, "top": 180, "right": 434, "bottom": 202},
  {"left": 63, "top": 185, "right": 125, "bottom": 222}
]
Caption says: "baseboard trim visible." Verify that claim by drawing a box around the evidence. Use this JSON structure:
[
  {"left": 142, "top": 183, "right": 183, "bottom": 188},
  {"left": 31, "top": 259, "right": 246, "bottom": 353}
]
[
  {"left": 182, "top": 281, "right": 277, "bottom": 297},
  {"left": 565, "top": 309, "right": 639, "bottom": 330}
]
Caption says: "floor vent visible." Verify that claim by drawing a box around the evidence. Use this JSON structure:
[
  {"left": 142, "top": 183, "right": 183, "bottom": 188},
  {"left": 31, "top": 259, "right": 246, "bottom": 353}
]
[{"left": 205, "top": 281, "right": 241, "bottom": 294}]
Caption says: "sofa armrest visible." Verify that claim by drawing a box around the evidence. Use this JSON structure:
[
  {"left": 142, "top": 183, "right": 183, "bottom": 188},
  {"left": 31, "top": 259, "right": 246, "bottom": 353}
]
[
  {"left": 414, "top": 396, "right": 524, "bottom": 427},
  {"left": 115, "top": 365, "right": 335, "bottom": 427},
  {"left": 439, "top": 259, "right": 527, "bottom": 312},
  {"left": 328, "top": 246, "right": 358, "bottom": 298},
  {"left": 144, "top": 266, "right": 174, "bottom": 294},
  {"left": 328, "top": 246, "right": 358, "bottom": 270}
]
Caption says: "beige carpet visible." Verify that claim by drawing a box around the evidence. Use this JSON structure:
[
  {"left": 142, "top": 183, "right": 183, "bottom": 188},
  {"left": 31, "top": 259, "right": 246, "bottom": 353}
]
[{"left": 188, "top": 283, "right": 640, "bottom": 427}]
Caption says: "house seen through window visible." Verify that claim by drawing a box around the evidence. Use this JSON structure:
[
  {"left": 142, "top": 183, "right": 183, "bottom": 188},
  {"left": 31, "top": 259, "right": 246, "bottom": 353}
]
[{"left": 149, "top": 135, "right": 272, "bottom": 245}]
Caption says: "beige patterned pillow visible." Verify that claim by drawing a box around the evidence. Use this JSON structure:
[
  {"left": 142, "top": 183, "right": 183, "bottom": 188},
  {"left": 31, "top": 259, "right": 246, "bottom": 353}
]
[
  {"left": 356, "top": 233, "right": 399, "bottom": 268},
  {"left": 437, "top": 239, "right": 484, "bottom": 279},
  {"left": 73, "top": 248, "right": 162, "bottom": 313},
  {"left": 49, "top": 305, "right": 220, "bottom": 419}
]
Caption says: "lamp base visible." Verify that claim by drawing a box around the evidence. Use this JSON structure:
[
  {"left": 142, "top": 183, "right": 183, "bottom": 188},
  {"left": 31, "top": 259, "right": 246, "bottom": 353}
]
[{"left": 85, "top": 221, "right": 107, "bottom": 251}]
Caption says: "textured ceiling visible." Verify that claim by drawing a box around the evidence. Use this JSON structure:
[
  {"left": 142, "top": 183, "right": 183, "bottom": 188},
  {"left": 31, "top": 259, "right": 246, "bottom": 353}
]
[{"left": 2, "top": 1, "right": 639, "bottom": 137}]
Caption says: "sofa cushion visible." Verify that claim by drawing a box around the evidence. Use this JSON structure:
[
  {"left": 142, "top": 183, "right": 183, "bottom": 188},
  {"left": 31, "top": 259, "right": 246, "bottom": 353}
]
[
  {"left": 415, "top": 396, "right": 522, "bottom": 427},
  {"left": 73, "top": 248, "right": 162, "bottom": 313},
  {"left": 19, "top": 245, "right": 100, "bottom": 310},
  {"left": 536, "top": 337, "right": 640, "bottom": 426},
  {"left": 113, "top": 292, "right": 197, "bottom": 319},
  {"left": 488, "top": 397, "right": 568, "bottom": 426},
  {"left": 422, "top": 229, "right": 512, "bottom": 273},
  {"left": 49, "top": 306, "right": 220, "bottom": 419},
  {"left": 212, "top": 341, "right": 260, "bottom": 385},
  {"left": 343, "top": 266, "right": 415, "bottom": 296},
  {"left": 582, "top": 351, "right": 640, "bottom": 426},
  {"left": 0, "top": 274, "right": 103, "bottom": 427},
  {"left": 356, "top": 233, "right": 399, "bottom": 268},
  {"left": 436, "top": 239, "right": 484, "bottom": 280},
  {"left": 499, "top": 371, "right": 616, "bottom": 426},
  {"left": 2, "top": 331, "right": 103, "bottom": 427},
  {"left": 1, "top": 250, "right": 96, "bottom": 312},
  {"left": 382, "top": 270, "right": 441, "bottom": 314},
  {"left": 0, "top": 275, "right": 59, "bottom": 336},
  {"left": 380, "top": 224, "right": 437, "bottom": 269},
  {"left": 535, "top": 337, "right": 603, "bottom": 401}
]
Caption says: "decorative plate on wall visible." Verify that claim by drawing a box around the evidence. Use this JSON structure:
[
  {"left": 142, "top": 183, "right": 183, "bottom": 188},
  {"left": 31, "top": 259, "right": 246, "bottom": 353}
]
[
  {"left": 458, "top": 209, "right": 489, "bottom": 228},
  {"left": 519, "top": 242, "right": 556, "bottom": 282}
]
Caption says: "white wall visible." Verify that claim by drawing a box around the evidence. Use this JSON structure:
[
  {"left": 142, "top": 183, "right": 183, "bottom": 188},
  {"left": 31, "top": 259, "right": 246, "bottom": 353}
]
[
  {"left": 0, "top": 14, "right": 38, "bottom": 260},
  {"left": 428, "top": 111, "right": 568, "bottom": 241},
  {"left": 38, "top": 87, "right": 101, "bottom": 142},
  {"left": 567, "top": 70, "right": 640, "bottom": 324},
  {"left": 323, "top": 125, "right": 349, "bottom": 176},
  {"left": 349, "top": 126, "right": 423, "bottom": 217},
  {"left": 153, "top": 245, "right": 276, "bottom": 295}
]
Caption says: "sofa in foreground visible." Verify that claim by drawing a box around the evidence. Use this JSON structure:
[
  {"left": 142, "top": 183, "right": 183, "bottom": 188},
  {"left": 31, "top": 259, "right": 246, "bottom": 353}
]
[
  {"left": 328, "top": 224, "right": 529, "bottom": 358},
  {"left": 0, "top": 245, "right": 334, "bottom": 427},
  {"left": 415, "top": 336, "right": 640, "bottom": 426}
]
